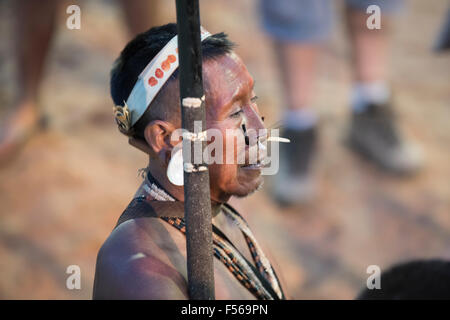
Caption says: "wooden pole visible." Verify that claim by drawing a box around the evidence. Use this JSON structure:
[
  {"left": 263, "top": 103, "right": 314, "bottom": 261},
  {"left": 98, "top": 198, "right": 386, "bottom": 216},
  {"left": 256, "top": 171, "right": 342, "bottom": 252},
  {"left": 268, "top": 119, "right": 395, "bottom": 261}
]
[{"left": 175, "top": 0, "right": 215, "bottom": 300}]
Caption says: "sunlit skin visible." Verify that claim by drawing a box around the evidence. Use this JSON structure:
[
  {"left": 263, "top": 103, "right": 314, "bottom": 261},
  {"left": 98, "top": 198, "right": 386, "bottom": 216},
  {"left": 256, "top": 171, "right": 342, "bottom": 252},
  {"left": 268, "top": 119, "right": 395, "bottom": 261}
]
[
  {"left": 142, "top": 51, "right": 266, "bottom": 203},
  {"left": 93, "top": 53, "right": 283, "bottom": 299},
  {"left": 204, "top": 51, "right": 266, "bottom": 201}
]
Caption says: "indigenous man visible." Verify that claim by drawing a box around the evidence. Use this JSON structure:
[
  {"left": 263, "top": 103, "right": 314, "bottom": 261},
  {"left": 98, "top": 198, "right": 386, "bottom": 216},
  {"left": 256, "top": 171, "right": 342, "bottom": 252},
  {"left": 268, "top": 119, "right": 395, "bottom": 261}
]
[{"left": 93, "top": 24, "right": 286, "bottom": 300}]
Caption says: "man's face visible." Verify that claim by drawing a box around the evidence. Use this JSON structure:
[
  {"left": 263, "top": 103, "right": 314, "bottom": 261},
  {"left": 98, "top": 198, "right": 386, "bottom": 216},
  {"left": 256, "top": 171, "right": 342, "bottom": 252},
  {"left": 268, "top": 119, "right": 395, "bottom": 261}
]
[{"left": 202, "top": 52, "right": 265, "bottom": 202}]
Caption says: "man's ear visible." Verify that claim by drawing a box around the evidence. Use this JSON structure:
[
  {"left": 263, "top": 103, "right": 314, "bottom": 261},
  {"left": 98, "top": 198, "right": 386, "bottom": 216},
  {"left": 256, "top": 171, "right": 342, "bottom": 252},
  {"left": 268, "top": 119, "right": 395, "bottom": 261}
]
[{"left": 143, "top": 120, "right": 178, "bottom": 163}]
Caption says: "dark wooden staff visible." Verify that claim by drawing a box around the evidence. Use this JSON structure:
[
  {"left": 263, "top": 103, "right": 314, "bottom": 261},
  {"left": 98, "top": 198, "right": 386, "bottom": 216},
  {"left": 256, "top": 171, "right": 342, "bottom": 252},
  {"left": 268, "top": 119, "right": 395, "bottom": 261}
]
[{"left": 175, "top": 0, "right": 215, "bottom": 300}]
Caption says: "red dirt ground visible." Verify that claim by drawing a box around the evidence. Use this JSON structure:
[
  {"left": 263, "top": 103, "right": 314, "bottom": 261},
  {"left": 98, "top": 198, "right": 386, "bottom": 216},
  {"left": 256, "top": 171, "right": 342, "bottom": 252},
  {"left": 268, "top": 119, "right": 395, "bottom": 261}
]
[{"left": 0, "top": 0, "right": 449, "bottom": 299}]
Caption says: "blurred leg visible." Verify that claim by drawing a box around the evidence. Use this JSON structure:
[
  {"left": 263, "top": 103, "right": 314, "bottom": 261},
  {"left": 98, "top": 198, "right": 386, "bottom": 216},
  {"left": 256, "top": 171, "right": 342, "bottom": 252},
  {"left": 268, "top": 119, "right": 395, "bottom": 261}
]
[
  {"left": 119, "top": 0, "right": 160, "bottom": 37},
  {"left": 261, "top": 0, "right": 331, "bottom": 114},
  {"left": 346, "top": 7, "right": 390, "bottom": 84},
  {"left": 276, "top": 43, "right": 320, "bottom": 112},
  {"left": 270, "top": 43, "right": 321, "bottom": 205},
  {"left": 345, "top": 0, "right": 423, "bottom": 174},
  {"left": 0, "top": 0, "right": 59, "bottom": 163},
  {"left": 260, "top": 0, "right": 333, "bottom": 205},
  {"left": 15, "top": 0, "right": 59, "bottom": 104}
]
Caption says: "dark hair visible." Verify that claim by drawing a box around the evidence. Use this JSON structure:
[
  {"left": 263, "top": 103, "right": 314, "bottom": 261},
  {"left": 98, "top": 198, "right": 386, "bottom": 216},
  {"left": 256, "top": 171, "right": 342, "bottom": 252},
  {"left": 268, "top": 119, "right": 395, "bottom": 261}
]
[
  {"left": 357, "top": 259, "right": 450, "bottom": 299},
  {"left": 110, "top": 23, "right": 235, "bottom": 139}
]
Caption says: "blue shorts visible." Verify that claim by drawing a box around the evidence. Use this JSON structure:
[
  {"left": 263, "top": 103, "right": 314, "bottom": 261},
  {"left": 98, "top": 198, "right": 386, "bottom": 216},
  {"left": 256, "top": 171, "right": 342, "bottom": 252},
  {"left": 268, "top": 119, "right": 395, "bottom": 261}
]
[{"left": 261, "top": 0, "right": 404, "bottom": 43}]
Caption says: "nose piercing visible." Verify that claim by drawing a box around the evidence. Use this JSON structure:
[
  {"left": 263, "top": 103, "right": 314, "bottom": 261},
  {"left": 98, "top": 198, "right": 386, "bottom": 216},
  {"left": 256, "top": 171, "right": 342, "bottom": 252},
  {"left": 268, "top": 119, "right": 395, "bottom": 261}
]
[{"left": 241, "top": 123, "right": 250, "bottom": 146}]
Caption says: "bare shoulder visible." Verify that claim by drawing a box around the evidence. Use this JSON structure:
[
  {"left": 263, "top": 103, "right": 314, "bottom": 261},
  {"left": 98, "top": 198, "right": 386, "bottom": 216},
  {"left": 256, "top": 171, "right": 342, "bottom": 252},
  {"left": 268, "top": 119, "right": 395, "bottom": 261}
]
[{"left": 93, "top": 217, "right": 188, "bottom": 299}]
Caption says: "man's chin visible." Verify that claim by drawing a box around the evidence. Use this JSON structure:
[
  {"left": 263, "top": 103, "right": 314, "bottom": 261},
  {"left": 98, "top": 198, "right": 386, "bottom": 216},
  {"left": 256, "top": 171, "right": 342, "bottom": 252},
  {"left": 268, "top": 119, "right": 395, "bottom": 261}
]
[{"left": 233, "top": 175, "right": 264, "bottom": 198}]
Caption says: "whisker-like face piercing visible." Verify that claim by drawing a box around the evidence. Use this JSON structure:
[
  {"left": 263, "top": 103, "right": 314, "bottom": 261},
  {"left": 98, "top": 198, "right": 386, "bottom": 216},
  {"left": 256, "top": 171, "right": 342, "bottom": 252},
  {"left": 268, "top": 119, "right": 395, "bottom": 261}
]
[{"left": 267, "top": 136, "right": 290, "bottom": 143}]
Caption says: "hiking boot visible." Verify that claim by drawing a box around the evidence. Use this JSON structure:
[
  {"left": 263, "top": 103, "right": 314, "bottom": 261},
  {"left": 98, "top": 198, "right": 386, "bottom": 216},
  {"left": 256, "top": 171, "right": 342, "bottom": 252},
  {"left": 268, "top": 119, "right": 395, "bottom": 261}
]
[
  {"left": 272, "top": 127, "right": 317, "bottom": 206},
  {"left": 347, "top": 102, "right": 423, "bottom": 175}
]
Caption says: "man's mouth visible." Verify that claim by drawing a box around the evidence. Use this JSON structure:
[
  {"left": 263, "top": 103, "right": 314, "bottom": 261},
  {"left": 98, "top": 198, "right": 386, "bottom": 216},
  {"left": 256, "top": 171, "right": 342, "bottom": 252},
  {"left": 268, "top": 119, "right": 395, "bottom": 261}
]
[
  {"left": 240, "top": 157, "right": 269, "bottom": 170},
  {"left": 240, "top": 163, "right": 262, "bottom": 170},
  {"left": 239, "top": 141, "right": 268, "bottom": 170}
]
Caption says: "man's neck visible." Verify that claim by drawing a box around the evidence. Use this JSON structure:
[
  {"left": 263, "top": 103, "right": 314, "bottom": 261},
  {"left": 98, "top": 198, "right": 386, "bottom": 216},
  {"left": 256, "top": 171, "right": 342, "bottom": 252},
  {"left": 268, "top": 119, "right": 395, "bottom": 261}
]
[
  {"left": 148, "top": 161, "right": 185, "bottom": 201},
  {"left": 147, "top": 161, "right": 226, "bottom": 218}
]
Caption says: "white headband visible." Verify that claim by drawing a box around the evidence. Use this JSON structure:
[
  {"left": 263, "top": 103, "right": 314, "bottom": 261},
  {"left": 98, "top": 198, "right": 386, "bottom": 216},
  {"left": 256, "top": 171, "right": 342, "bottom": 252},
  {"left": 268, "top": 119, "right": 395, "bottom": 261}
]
[{"left": 113, "top": 27, "right": 212, "bottom": 133}]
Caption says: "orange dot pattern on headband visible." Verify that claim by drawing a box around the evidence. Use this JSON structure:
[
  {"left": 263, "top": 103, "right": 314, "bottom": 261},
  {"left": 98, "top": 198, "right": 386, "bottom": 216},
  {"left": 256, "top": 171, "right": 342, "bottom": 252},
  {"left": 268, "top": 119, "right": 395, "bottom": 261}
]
[
  {"left": 168, "top": 54, "right": 176, "bottom": 63},
  {"left": 147, "top": 53, "right": 178, "bottom": 87},
  {"left": 161, "top": 60, "right": 170, "bottom": 71},
  {"left": 155, "top": 68, "right": 163, "bottom": 79},
  {"left": 148, "top": 77, "right": 157, "bottom": 87}
]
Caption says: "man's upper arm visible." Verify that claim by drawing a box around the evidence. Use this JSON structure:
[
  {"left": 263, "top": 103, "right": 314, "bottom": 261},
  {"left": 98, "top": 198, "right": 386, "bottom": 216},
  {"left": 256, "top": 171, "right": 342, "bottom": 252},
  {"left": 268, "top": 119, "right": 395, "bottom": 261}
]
[
  {"left": 93, "top": 222, "right": 188, "bottom": 300},
  {"left": 94, "top": 255, "right": 188, "bottom": 299}
]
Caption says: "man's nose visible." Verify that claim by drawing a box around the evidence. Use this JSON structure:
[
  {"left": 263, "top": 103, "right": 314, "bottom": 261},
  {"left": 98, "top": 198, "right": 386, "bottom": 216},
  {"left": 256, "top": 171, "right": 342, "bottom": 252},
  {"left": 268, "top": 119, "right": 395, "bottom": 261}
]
[
  {"left": 246, "top": 106, "right": 265, "bottom": 132},
  {"left": 244, "top": 107, "right": 266, "bottom": 146}
]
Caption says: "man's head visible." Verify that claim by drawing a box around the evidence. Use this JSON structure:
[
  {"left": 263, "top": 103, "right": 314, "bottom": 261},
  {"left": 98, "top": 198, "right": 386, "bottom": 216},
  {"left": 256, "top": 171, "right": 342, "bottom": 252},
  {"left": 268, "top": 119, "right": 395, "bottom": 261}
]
[
  {"left": 111, "top": 23, "right": 265, "bottom": 202},
  {"left": 357, "top": 259, "right": 450, "bottom": 299}
]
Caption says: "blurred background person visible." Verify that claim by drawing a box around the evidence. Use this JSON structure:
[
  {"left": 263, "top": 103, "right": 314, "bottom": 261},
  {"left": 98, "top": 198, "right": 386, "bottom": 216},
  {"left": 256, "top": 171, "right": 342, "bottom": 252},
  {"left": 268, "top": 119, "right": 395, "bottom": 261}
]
[
  {"left": 261, "top": 0, "right": 423, "bottom": 206},
  {"left": 0, "top": 0, "right": 159, "bottom": 164}
]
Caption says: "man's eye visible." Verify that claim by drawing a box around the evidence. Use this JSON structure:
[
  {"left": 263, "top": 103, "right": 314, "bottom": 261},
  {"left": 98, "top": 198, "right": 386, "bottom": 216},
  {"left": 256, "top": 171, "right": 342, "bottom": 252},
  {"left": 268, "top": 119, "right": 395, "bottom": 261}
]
[
  {"left": 230, "top": 109, "right": 244, "bottom": 118},
  {"left": 250, "top": 96, "right": 258, "bottom": 103}
]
